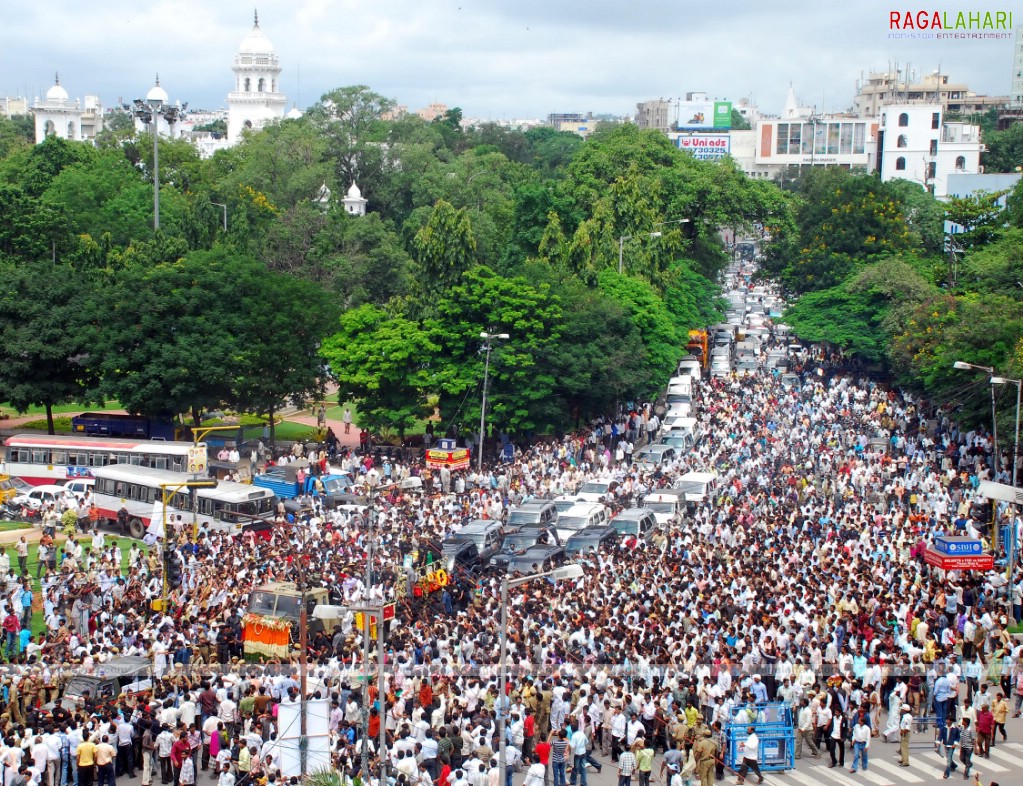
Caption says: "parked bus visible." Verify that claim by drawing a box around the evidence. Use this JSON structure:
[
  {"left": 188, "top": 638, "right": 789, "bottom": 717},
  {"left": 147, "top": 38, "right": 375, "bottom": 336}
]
[
  {"left": 91, "top": 465, "right": 276, "bottom": 539},
  {"left": 2, "top": 434, "right": 196, "bottom": 486}
]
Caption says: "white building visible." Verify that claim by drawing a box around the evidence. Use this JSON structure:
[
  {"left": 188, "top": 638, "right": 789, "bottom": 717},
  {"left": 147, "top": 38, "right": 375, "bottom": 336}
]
[
  {"left": 342, "top": 183, "right": 368, "bottom": 216},
  {"left": 877, "top": 104, "right": 981, "bottom": 199},
  {"left": 227, "top": 11, "right": 287, "bottom": 144},
  {"left": 33, "top": 74, "right": 83, "bottom": 143}
]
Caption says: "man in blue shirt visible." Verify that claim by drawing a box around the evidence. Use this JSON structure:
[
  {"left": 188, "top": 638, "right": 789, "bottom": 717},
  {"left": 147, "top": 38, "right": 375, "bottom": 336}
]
[
  {"left": 19, "top": 581, "right": 32, "bottom": 628},
  {"left": 750, "top": 675, "right": 769, "bottom": 705},
  {"left": 933, "top": 670, "right": 952, "bottom": 728}
]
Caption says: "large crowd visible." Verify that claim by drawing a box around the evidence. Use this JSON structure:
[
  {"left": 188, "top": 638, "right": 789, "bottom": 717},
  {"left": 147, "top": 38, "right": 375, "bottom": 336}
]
[{"left": 0, "top": 280, "right": 1021, "bottom": 786}]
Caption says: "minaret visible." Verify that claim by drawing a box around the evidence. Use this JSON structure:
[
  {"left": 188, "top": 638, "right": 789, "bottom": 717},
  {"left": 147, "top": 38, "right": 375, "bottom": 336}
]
[{"left": 226, "top": 10, "right": 287, "bottom": 144}]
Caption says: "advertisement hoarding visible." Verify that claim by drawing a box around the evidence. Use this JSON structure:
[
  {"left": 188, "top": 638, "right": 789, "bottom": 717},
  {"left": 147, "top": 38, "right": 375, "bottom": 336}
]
[
  {"left": 675, "top": 133, "right": 731, "bottom": 160},
  {"left": 677, "top": 100, "right": 732, "bottom": 130},
  {"left": 924, "top": 548, "right": 994, "bottom": 571}
]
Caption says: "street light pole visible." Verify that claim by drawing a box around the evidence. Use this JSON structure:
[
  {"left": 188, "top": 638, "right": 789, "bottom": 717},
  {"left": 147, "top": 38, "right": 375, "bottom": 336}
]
[
  {"left": 954, "top": 360, "right": 1000, "bottom": 553},
  {"left": 498, "top": 564, "right": 584, "bottom": 786},
  {"left": 992, "top": 376, "right": 1022, "bottom": 594},
  {"left": 211, "top": 202, "right": 228, "bottom": 231},
  {"left": 478, "top": 332, "right": 509, "bottom": 471},
  {"left": 130, "top": 75, "right": 186, "bottom": 233}
]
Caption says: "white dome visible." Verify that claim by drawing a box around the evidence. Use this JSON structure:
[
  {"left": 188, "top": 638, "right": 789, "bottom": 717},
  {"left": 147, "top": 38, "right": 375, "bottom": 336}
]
[
  {"left": 347, "top": 183, "right": 363, "bottom": 199},
  {"left": 286, "top": 106, "right": 303, "bottom": 120},
  {"left": 239, "top": 23, "right": 275, "bottom": 55},
  {"left": 146, "top": 83, "right": 169, "bottom": 106},
  {"left": 46, "top": 82, "right": 69, "bottom": 102}
]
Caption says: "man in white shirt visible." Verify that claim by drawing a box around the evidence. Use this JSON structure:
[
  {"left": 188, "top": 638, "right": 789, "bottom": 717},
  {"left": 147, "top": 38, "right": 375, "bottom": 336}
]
[{"left": 737, "top": 727, "right": 763, "bottom": 785}]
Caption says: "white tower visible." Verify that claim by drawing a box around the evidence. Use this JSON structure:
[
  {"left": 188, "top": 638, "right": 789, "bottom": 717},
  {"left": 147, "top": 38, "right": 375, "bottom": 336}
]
[
  {"left": 343, "top": 183, "right": 368, "bottom": 216},
  {"left": 227, "top": 10, "right": 287, "bottom": 144},
  {"left": 33, "top": 73, "right": 82, "bottom": 143},
  {"left": 1013, "top": 26, "right": 1023, "bottom": 105}
]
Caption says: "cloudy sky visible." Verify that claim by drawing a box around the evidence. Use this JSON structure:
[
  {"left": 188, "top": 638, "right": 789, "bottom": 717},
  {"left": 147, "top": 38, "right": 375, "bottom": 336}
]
[{"left": 3, "top": 0, "right": 1016, "bottom": 119}]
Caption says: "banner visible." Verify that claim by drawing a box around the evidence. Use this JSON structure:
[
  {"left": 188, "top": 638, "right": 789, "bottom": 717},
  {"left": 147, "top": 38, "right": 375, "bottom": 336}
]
[
  {"left": 923, "top": 548, "right": 993, "bottom": 571},
  {"left": 425, "top": 447, "right": 471, "bottom": 470}
]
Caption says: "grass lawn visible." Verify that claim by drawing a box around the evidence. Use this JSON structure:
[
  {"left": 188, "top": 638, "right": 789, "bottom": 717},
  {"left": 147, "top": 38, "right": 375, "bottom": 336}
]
[
  {"left": 0, "top": 522, "right": 33, "bottom": 533},
  {"left": 273, "top": 421, "right": 318, "bottom": 441},
  {"left": 16, "top": 417, "right": 75, "bottom": 432},
  {"left": 0, "top": 401, "right": 121, "bottom": 418}
]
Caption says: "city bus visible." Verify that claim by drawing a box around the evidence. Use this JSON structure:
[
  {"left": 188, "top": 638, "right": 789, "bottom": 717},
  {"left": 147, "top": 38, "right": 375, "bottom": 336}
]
[
  {"left": 2, "top": 434, "right": 195, "bottom": 485},
  {"left": 91, "top": 465, "right": 277, "bottom": 539}
]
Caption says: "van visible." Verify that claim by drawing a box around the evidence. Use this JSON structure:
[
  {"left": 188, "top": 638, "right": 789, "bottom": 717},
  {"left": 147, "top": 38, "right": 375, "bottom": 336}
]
[
  {"left": 610, "top": 508, "right": 658, "bottom": 542},
  {"left": 667, "top": 377, "right": 693, "bottom": 394},
  {"left": 555, "top": 503, "right": 609, "bottom": 543},
  {"left": 13, "top": 484, "right": 77, "bottom": 511},
  {"left": 675, "top": 356, "right": 702, "bottom": 381},
  {"left": 246, "top": 582, "right": 333, "bottom": 633},
  {"left": 673, "top": 471, "right": 719, "bottom": 506},
  {"left": 507, "top": 501, "right": 558, "bottom": 529},
  {"left": 447, "top": 520, "right": 505, "bottom": 563},
  {"left": 56, "top": 656, "right": 154, "bottom": 711},
  {"left": 642, "top": 490, "right": 685, "bottom": 526}
]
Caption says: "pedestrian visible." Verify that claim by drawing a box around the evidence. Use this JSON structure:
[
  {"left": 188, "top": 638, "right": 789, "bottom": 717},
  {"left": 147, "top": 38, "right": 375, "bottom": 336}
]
[
  {"left": 959, "top": 718, "right": 976, "bottom": 779},
  {"left": 849, "top": 716, "right": 870, "bottom": 774},
  {"left": 616, "top": 746, "right": 636, "bottom": 786},
  {"left": 342, "top": 408, "right": 352, "bottom": 435},
  {"left": 899, "top": 704, "right": 913, "bottom": 767},
  {"left": 937, "top": 716, "right": 960, "bottom": 779},
  {"left": 736, "top": 726, "right": 763, "bottom": 785}
]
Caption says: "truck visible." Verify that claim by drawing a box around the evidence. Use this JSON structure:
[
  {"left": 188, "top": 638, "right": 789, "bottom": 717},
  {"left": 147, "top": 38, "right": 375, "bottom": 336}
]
[
  {"left": 252, "top": 462, "right": 362, "bottom": 508},
  {"left": 686, "top": 329, "right": 709, "bottom": 370}
]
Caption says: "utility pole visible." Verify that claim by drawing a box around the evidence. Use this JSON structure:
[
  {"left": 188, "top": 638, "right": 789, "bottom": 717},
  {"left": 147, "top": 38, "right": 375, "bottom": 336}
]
[{"left": 298, "top": 551, "right": 308, "bottom": 775}]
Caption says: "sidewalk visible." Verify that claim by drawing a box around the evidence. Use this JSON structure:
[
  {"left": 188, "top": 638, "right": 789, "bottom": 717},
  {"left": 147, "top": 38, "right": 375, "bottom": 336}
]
[{"left": 284, "top": 414, "right": 361, "bottom": 450}]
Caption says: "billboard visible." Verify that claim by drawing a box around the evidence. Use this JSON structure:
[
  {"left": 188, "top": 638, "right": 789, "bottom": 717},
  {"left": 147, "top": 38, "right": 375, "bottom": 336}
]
[
  {"left": 677, "top": 100, "right": 732, "bottom": 130},
  {"left": 675, "top": 133, "right": 731, "bottom": 160},
  {"left": 924, "top": 548, "right": 994, "bottom": 571}
]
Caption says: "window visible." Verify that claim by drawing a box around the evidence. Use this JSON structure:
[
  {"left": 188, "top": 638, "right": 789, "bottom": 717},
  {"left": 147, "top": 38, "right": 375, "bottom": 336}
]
[
  {"left": 827, "top": 123, "right": 840, "bottom": 154},
  {"left": 257, "top": 78, "right": 265, "bottom": 92},
  {"left": 244, "top": 78, "right": 250, "bottom": 92},
  {"left": 930, "top": 139, "right": 938, "bottom": 156},
  {"left": 927, "top": 162, "right": 937, "bottom": 180},
  {"left": 853, "top": 124, "right": 866, "bottom": 155},
  {"left": 955, "top": 156, "right": 966, "bottom": 171},
  {"left": 31, "top": 450, "right": 48, "bottom": 465},
  {"left": 932, "top": 112, "right": 940, "bottom": 129},
  {"left": 776, "top": 124, "right": 788, "bottom": 155},
  {"left": 881, "top": 113, "right": 887, "bottom": 127},
  {"left": 895, "top": 157, "right": 906, "bottom": 171},
  {"left": 898, "top": 113, "right": 909, "bottom": 127},
  {"left": 50, "top": 451, "right": 67, "bottom": 465},
  {"left": 839, "top": 124, "right": 853, "bottom": 155},
  {"left": 897, "top": 134, "right": 908, "bottom": 148}
]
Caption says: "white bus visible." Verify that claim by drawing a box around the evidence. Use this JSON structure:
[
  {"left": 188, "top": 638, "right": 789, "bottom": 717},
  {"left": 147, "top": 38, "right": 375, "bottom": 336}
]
[
  {"left": 3, "top": 434, "right": 195, "bottom": 486},
  {"left": 91, "top": 465, "right": 276, "bottom": 539}
]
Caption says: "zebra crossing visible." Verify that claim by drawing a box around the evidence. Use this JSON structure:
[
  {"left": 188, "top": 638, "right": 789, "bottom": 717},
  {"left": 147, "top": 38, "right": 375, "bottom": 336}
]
[{"left": 755, "top": 741, "right": 1023, "bottom": 786}]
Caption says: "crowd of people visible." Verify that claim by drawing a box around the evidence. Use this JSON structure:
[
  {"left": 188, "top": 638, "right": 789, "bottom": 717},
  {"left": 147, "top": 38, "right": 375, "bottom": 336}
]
[{"left": 0, "top": 283, "right": 1020, "bottom": 786}]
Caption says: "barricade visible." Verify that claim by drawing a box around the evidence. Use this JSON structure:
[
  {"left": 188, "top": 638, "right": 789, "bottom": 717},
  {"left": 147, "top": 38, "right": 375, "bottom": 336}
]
[{"left": 725, "top": 702, "right": 795, "bottom": 772}]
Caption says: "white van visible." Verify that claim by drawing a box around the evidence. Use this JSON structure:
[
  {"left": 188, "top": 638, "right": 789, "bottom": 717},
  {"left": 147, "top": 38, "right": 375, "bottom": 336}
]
[
  {"left": 675, "top": 357, "right": 702, "bottom": 381},
  {"left": 62, "top": 478, "right": 96, "bottom": 502},
  {"left": 555, "top": 502, "right": 610, "bottom": 543},
  {"left": 643, "top": 490, "right": 685, "bottom": 526},
  {"left": 673, "top": 471, "right": 719, "bottom": 506}
]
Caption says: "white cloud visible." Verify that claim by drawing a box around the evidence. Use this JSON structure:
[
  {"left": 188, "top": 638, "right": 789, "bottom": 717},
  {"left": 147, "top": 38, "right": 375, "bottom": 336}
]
[{"left": 1, "top": 0, "right": 1014, "bottom": 119}]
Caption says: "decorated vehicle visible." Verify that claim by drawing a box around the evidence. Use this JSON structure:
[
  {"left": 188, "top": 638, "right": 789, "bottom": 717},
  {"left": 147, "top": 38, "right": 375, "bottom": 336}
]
[{"left": 243, "top": 582, "right": 333, "bottom": 658}]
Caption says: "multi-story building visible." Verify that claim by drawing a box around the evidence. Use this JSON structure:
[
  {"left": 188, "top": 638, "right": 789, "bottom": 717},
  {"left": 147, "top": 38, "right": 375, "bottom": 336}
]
[
  {"left": 854, "top": 69, "right": 1007, "bottom": 118},
  {"left": 1012, "top": 26, "right": 1023, "bottom": 105},
  {"left": 227, "top": 12, "right": 287, "bottom": 145},
  {"left": 876, "top": 104, "right": 981, "bottom": 198},
  {"left": 635, "top": 100, "right": 673, "bottom": 133},
  {"left": 546, "top": 112, "right": 598, "bottom": 138},
  {"left": 1, "top": 96, "right": 28, "bottom": 118}
]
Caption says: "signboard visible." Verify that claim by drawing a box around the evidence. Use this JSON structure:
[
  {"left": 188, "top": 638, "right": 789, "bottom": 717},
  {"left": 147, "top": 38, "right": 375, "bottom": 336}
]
[
  {"left": 187, "top": 442, "right": 208, "bottom": 474},
  {"left": 677, "top": 100, "right": 732, "bottom": 130},
  {"left": 382, "top": 602, "right": 396, "bottom": 621},
  {"left": 924, "top": 548, "right": 994, "bottom": 571},
  {"left": 978, "top": 480, "right": 1023, "bottom": 504},
  {"left": 425, "top": 447, "right": 471, "bottom": 471},
  {"left": 932, "top": 537, "right": 983, "bottom": 556},
  {"left": 675, "top": 133, "right": 731, "bottom": 160}
]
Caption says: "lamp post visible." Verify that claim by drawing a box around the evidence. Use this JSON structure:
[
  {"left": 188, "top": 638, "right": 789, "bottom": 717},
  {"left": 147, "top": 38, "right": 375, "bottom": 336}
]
[
  {"left": 479, "top": 332, "right": 509, "bottom": 471},
  {"left": 211, "top": 202, "right": 228, "bottom": 232},
  {"left": 499, "top": 564, "right": 584, "bottom": 786},
  {"left": 992, "top": 375, "right": 1022, "bottom": 592},
  {"left": 954, "top": 360, "right": 1000, "bottom": 553},
  {"left": 618, "top": 218, "right": 690, "bottom": 274},
  {"left": 130, "top": 75, "right": 187, "bottom": 231}
]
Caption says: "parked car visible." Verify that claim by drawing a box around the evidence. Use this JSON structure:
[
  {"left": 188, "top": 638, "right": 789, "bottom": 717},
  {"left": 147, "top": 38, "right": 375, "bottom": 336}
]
[
  {"left": 13, "top": 484, "right": 77, "bottom": 511},
  {"left": 554, "top": 503, "right": 610, "bottom": 543},
  {"left": 564, "top": 526, "right": 618, "bottom": 556},
  {"left": 497, "top": 524, "right": 560, "bottom": 554},
  {"left": 490, "top": 545, "right": 568, "bottom": 575},
  {"left": 633, "top": 444, "right": 678, "bottom": 471},
  {"left": 506, "top": 501, "right": 558, "bottom": 529},
  {"left": 575, "top": 481, "right": 613, "bottom": 503},
  {"left": 61, "top": 478, "right": 96, "bottom": 502},
  {"left": 610, "top": 508, "right": 658, "bottom": 543}
]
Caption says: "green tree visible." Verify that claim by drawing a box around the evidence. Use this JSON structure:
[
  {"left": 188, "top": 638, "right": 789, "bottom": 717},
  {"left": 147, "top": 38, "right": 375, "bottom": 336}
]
[
  {"left": 233, "top": 272, "right": 338, "bottom": 442},
  {"left": 411, "top": 199, "right": 477, "bottom": 299},
  {"left": 0, "top": 259, "right": 98, "bottom": 432},
  {"left": 730, "top": 108, "right": 751, "bottom": 130},
  {"left": 944, "top": 190, "right": 1009, "bottom": 249},
  {"left": 308, "top": 85, "right": 394, "bottom": 196},
  {"left": 321, "top": 304, "right": 438, "bottom": 438},
  {"left": 428, "top": 266, "right": 563, "bottom": 434},
  {"left": 0, "top": 115, "right": 33, "bottom": 160},
  {"left": 596, "top": 269, "right": 684, "bottom": 393},
  {"left": 94, "top": 112, "right": 136, "bottom": 150},
  {"left": 981, "top": 123, "right": 1023, "bottom": 173},
  {"left": 92, "top": 249, "right": 254, "bottom": 424}
]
